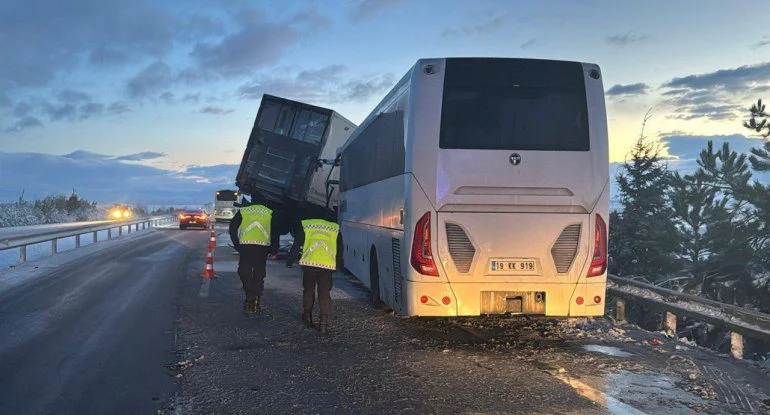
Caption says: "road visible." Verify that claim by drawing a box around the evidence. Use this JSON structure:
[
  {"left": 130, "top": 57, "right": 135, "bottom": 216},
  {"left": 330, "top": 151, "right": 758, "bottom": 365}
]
[
  {"left": 0, "top": 223, "right": 768, "bottom": 414},
  {"left": 0, "top": 226, "right": 208, "bottom": 415},
  {"left": 171, "top": 227, "right": 770, "bottom": 415}
]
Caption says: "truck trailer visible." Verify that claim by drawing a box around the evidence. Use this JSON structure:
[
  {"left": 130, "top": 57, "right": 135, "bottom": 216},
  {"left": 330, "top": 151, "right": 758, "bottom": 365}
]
[{"left": 235, "top": 94, "right": 357, "bottom": 216}]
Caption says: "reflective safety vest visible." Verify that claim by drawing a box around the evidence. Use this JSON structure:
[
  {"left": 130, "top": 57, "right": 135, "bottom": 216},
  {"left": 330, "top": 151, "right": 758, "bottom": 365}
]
[
  {"left": 299, "top": 219, "right": 339, "bottom": 270},
  {"left": 238, "top": 205, "right": 272, "bottom": 246}
]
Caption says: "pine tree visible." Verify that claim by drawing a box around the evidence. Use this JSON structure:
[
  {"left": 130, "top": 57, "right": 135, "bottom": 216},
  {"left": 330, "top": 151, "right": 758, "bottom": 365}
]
[
  {"left": 611, "top": 113, "right": 680, "bottom": 279},
  {"left": 695, "top": 141, "right": 758, "bottom": 304},
  {"left": 669, "top": 170, "right": 716, "bottom": 289}
]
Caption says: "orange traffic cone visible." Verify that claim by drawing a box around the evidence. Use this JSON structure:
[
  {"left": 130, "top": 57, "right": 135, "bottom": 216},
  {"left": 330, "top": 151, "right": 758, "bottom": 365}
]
[
  {"left": 203, "top": 249, "right": 215, "bottom": 279},
  {"left": 208, "top": 232, "right": 216, "bottom": 250}
]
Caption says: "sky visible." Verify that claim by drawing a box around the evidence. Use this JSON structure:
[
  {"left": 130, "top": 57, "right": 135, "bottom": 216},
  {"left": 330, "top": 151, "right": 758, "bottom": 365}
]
[{"left": 1, "top": 0, "right": 770, "bottom": 203}]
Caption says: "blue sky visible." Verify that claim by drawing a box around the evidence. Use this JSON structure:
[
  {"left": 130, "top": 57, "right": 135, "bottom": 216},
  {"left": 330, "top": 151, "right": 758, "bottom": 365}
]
[{"left": 1, "top": 0, "right": 770, "bottom": 203}]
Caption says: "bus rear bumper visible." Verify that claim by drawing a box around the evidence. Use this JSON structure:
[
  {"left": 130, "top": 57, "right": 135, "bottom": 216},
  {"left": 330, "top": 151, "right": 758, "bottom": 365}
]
[{"left": 407, "top": 280, "right": 606, "bottom": 317}]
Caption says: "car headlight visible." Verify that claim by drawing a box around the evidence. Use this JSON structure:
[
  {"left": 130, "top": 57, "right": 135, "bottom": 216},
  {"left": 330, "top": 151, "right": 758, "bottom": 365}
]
[{"left": 123, "top": 211, "right": 130, "bottom": 218}]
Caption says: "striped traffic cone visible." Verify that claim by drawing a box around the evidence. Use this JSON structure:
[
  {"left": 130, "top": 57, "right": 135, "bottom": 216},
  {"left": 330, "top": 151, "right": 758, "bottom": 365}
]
[
  {"left": 203, "top": 249, "right": 215, "bottom": 279},
  {"left": 208, "top": 231, "right": 216, "bottom": 250}
]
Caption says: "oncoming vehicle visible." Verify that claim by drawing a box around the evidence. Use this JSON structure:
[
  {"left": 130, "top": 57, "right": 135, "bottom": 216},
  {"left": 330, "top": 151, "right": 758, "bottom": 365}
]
[
  {"left": 179, "top": 208, "right": 210, "bottom": 230},
  {"left": 213, "top": 189, "right": 239, "bottom": 222},
  {"left": 109, "top": 204, "right": 132, "bottom": 220},
  {"left": 337, "top": 58, "right": 609, "bottom": 317}
]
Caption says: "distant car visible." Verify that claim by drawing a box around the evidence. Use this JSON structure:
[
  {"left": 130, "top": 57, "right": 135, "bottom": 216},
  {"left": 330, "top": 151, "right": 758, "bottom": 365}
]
[
  {"left": 179, "top": 208, "right": 210, "bottom": 230},
  {"left": 109, "top": 204, "right": 132, "bottom": 220}
]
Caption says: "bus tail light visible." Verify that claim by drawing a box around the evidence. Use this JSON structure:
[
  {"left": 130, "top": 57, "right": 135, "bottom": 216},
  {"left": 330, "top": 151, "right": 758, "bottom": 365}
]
[
  {"left": 587, "top": 214, "right": 607, "bottom": 277},
  {"left": 410, "top": 212, "right": 438, "bottom": 276}
]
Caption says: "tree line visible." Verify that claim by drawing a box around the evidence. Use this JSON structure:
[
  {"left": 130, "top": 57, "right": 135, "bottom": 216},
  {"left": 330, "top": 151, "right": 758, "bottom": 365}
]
[{"left": 609, "top": 100, "right": 770, "bottom": 313}]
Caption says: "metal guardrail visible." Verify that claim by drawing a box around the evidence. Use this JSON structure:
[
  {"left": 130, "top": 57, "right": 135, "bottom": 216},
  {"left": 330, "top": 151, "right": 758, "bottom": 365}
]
[
  {"left": 0, "top": 216, "right": 177, "bottom": 265},
  {"left": 607, "top": 274, "right": 770, "bottom": 359}
]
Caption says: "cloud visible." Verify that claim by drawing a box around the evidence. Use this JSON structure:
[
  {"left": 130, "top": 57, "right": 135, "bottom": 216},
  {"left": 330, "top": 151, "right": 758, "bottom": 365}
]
[
  {"left": 126, "top": 61, "right": 174, "bottom": 98},
  {"left": 340, "top": 75, "right": 395, "bottom": 102},
  {"left": 238, "top": 65, "right": 392, "bottom": 105},
  {"left": 58, "top": 89, "right": 91, "bottom": 103},
  {"left": 752, "top": 38, "right": 770, "bottom": 50},
  {"left": 668, "top": 104, "right": 742, "bottom": 121},
  {"left": 12, "top": 102, "right": 33, "bottom": 117},
  {"left": 189, "top": 10, "right": 330, "bottom": 78},
  {"left": 200, "top": 106, "right": 234, "bottom": 115},
  {"left": 662, "top": 62, "right": 770, "bottom": 92},
  {"left": 4, "top": 116, "right": 44, "bottom": 133},
  {"left": 660, "top": 134, "right": 762, "bottom": 162},
  {"left": 660, "top": 62, "right": 770, "bottom": 121},
  {"left": 0, "top": 151, "right": 238, "bottom": 204},
  {"left": 116, "top": 151, "right": 167, "bottom": 161},
  {"left": 520, "top": 38, "right": 536, "bottom": 49},
  {"left": 443, "top": 13, "right": 512, "bottom": 37},
  {"left": 0, "top": 0, "right": 176, "bottom": 90},
  {"left": 79, "top": 102, "right": 104, "bottom": 120},
  {"left": 43, "top": 102, "right": 78, "bottom": 121},
  {"left": 107, "top": 101, "right": 131, "bottom": 115},
  {"left": 159, "top": 91, "right": 175, "bottom": 104},
  {"left": 606, "top": 83, "right": 650, "bottom": 96},
  {"left": 181, "top": 93, "right": 201, "bottom": 104},
  {"left": 63, "top": 150, "right": 111, "bottom": 159},
  {"left": 349, "top": 0, "right": 406, "bottom": 20},
  {"left": 606, "top": 31, "right": 648, "bottom": 46}
]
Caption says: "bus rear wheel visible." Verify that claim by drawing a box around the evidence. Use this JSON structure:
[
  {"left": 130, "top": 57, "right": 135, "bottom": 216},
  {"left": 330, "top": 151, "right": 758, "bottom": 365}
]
[{"left": 370, "top": 251, "right": 387, "bottom": 310}]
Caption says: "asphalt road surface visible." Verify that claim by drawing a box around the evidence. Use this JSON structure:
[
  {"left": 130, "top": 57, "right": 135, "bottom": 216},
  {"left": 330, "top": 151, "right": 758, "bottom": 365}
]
[
  {"left": 0, "top": 227, "right": 208, "bottom": 415},
  {"left": 1, "top": 223, "right": 768, "bottom": 414},
  {"left": 170, "top": 226, "right": 770, "bottom": 415}
]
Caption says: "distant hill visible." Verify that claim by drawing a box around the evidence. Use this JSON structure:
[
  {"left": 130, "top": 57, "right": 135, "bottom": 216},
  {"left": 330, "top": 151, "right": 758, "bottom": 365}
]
[{"left": 0, "top": 151, "right": 239, "bottom": 205}]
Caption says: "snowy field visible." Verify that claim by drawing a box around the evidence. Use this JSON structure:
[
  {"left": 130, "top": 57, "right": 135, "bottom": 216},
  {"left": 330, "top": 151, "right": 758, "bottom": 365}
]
[{"left": 0, "top": 223, "right": 170, "bottom": 269}]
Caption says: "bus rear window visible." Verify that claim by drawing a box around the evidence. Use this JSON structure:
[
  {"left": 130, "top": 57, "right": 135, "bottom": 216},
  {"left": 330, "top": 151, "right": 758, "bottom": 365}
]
[
  {"left": 216, "top": 191, "right": 237, "bottom": 201},
  {"left": 439, "top": 59, "right": 590, "bottom": 151}
]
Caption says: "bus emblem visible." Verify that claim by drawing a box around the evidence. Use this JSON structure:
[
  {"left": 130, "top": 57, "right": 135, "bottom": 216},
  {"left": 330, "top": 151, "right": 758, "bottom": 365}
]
[{"left": 509, "top": 153, "right": 521, "bottom": 166}]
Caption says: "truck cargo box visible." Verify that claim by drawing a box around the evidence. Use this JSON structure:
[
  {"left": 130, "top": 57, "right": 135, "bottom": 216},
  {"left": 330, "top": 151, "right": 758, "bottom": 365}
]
[{"left": 235, "top": 94, "right": 357, "bottom": 212}]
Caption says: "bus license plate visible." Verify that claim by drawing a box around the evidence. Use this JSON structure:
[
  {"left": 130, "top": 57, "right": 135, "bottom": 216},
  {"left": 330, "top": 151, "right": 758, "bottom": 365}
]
[{"left": 488, "top": 259, "right": 537, "bottom": 275}]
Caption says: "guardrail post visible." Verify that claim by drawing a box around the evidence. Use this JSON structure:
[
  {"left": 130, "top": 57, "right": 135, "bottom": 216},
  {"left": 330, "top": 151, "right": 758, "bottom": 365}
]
[
  {"left": 19, "top": 246, "right": 27, "bottom": 264},
  {"left": 119, "top": 226, "right": 123, "bottom": 237},
  {"left": 665, "top": 312, "right": 677, "bottom": 337},
  {"left": 51, "top": 239, "right": 57, "bottom": 254},
  {"left": 75, "top": 234, "right": 81, "bottom": 248},
  {"left": 731, "top": 332, "right": 744, "bottom": 359},
  {"left": 127, "top": 224, "right": 131, "bottom": 234},
  {"left": 615, "top": 298, "right": 625, "bottom": 321},
  {"left": 108, "top": 228, "right": 112, "bottom": 240},
  {"left": 93, "top": 231, "right": 97, "bottom": 243}
]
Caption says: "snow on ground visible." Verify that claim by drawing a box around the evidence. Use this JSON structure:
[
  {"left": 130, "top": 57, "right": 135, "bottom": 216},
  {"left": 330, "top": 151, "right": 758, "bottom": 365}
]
[
  {"left": 0, "top": 202, "right": 101, "bottom": 228},
  {"left": 0, "top": 227, "right": 161, "bottom": 295},
  {"left": 0, "top": 224, "right": 154, "bottom": 269}
]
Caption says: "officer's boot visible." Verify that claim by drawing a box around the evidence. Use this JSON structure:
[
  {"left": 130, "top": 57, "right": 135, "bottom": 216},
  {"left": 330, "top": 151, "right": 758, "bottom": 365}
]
[
  {"left": 319, "top": 315, "right": 329, "bottom": 334},
  {"left": 243, "top": 296, "right": 255, "bottom": 315},
  {"left": 252, "top": 296, "right": 262, "bottom": 314},
  {"left": 301, "top": 311, "right": 313, "bottom": 328}
]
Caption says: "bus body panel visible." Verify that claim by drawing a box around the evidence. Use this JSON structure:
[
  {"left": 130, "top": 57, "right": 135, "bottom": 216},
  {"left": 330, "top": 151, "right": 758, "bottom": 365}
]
[{"left": 338, "top": 57, "right": 609, "bottom": 317}]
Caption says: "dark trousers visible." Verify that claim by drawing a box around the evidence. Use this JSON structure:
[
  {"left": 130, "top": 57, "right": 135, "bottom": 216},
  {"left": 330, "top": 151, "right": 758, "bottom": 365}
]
[
  {"left": 238, "top": 245, "right": 269, "bottom": 298},
  {"left": 302, "top": 267, "right": 333, "bottom": 316}
]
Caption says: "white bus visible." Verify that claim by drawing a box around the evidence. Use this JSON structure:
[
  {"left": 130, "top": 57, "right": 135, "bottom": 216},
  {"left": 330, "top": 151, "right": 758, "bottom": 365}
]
[
  {"left": 213, "top": 189, "right": 239, "bottom": 222},
  {"left": 337, "top": 58, "right": 609, "bottom": 317}
]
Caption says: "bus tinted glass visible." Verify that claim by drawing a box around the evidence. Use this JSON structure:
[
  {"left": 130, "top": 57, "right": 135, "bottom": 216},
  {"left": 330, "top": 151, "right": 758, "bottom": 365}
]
[{"left": 439, "top": 59, "right": 589, "bottom": 151}]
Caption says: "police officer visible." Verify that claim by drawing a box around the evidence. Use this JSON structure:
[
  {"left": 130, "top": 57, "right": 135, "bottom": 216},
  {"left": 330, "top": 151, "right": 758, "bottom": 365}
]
[
  {"left": 295, "top": 213, "right": 343, "bottom": 334},
  {"left": 229, "top": 195, "right": 273, "bottom": 314}
]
